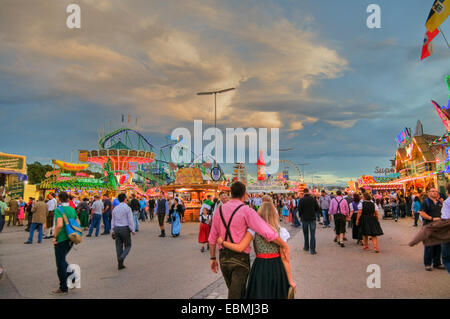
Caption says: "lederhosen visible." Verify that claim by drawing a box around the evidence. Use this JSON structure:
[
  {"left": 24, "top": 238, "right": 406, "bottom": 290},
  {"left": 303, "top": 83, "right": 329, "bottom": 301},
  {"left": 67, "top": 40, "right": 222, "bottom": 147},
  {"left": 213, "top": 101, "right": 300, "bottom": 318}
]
[
  {"left": 218, "top": 204, "right": 251, "bottom": 299},
  {"left": 334, "top": 198, "right": 347, "bottom": 235}
]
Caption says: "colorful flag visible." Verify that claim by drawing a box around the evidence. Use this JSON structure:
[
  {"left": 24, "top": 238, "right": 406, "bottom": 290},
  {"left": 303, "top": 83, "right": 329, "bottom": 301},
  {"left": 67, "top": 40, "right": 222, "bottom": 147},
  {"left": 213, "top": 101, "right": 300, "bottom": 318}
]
[
  {"left": 128, "top": 115, "right": 131, "bottom": 123},
  {"left": 426, "top": 0, "right": 449, "bottom": 33},
  {"left": 432, "top": 100, "right": 450, "bottom": 131},
  {"left": 421, "top": 28, "right": 440, "bottom": 60}
]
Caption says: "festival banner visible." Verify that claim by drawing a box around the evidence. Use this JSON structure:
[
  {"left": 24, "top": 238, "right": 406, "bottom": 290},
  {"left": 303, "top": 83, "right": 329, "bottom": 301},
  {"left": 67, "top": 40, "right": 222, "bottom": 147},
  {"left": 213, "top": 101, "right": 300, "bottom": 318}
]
[{"left": 0, "top": 152, "right": 26, "bottom": 174}]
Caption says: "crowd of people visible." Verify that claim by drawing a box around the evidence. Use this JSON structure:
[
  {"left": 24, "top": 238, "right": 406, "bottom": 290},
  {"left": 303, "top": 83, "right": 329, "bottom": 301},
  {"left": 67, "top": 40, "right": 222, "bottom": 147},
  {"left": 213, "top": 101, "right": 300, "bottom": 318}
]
[{"left": 0, "top": 180, "right": 449, "bottom": 298}]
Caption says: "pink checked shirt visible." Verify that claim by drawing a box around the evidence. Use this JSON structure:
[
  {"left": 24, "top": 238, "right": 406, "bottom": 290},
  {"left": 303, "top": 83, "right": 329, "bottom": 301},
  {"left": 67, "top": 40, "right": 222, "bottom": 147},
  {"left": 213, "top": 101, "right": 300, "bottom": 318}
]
[
  {"left": 208, "top": 199, "right": 279, "bottom": 254},
  {"left": 328, "top": 196, "right": 351, "bottom": 216}
]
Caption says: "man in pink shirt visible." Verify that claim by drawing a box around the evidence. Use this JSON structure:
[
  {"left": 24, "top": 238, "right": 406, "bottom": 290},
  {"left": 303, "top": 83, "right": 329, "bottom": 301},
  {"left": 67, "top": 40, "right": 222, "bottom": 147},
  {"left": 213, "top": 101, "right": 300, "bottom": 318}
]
[
  {"left": 209, "top": 181, "right": 289, "bottom": 299},
  {"left": 329, "top": 190, "right": 352, "bottom": 247}
]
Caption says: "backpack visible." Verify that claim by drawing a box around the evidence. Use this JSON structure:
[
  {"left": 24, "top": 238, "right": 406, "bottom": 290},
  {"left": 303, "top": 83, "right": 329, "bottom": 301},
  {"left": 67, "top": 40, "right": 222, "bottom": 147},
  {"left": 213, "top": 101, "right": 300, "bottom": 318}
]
[{"left": 58, "top": 206, "right": 83, "bottom": 245}]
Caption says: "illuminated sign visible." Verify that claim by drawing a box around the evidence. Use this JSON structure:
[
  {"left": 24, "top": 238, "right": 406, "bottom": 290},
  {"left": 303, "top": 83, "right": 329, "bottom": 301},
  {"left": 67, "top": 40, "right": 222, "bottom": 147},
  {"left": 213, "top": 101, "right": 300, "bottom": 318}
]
[
  {"left": 395, "top": 128, "right": 411, "bottom": 145},
  {"left": 374, "top": 167, "right": 396, "bottom": 175},
  {"left": 0, "top": 153, "right": 26, "bottom": 174}
]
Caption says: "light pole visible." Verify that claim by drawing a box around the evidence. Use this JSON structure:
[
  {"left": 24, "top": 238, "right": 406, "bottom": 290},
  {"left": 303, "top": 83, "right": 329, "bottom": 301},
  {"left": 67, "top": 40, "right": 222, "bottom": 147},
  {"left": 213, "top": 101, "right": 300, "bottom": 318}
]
[{"left": 197, "top": 88, "right": 235, "bottom": 164}]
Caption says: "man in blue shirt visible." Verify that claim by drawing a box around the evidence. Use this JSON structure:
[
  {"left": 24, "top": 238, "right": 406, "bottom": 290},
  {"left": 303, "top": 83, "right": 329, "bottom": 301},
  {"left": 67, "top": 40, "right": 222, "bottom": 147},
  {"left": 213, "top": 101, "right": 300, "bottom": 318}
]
[
  {"left": 102, "top": 195, "right": 112, "bottom": 235},
  {"left": 139, "top": 196, "right": 147, "bottom": 221}
]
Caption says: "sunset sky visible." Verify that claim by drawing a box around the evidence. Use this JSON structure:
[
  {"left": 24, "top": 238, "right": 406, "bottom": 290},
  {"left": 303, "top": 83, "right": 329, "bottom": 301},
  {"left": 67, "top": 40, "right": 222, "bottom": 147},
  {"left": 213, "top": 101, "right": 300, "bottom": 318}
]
[{"left": 1, "top": 0, "right": 449, "bottom": 185}]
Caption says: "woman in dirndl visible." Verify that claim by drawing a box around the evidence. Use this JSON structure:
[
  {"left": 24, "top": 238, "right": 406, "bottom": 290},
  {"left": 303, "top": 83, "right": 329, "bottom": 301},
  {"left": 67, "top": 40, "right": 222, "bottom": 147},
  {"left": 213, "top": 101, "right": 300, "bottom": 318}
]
[
  {"left": 198, "top": 206, "right": 211, "bottom": 252},
  {"left": 217, "top": 197, "right": 296, "bottom": 299},
  {"left": 17, "top": 198, "right": 25, "bottom": 226},
  {"left": 350, "top": 193, "right": 362, "bottom": 245},
  {"left": 171, "top": 199, "right": 181, "bottom": 237},
  {"left": 356, "top": 192, "right": 384, "bottom": 253}
]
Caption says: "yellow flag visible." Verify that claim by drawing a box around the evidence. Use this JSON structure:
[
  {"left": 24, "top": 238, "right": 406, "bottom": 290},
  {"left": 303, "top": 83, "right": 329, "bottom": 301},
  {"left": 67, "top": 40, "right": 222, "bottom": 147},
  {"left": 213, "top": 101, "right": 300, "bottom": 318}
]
[{"left": 426, "top": 0, "right": 449, "bottom": 32}]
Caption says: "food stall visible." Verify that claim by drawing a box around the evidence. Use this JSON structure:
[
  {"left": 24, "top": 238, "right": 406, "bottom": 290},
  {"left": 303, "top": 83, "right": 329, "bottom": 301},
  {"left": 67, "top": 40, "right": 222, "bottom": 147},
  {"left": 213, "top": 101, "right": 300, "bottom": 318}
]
[
  {"left": 40, "top": 160, "right": 116, "bottom": 197},
  {"left": 160, "top": 168, "right": 230, "bottom": 222}
]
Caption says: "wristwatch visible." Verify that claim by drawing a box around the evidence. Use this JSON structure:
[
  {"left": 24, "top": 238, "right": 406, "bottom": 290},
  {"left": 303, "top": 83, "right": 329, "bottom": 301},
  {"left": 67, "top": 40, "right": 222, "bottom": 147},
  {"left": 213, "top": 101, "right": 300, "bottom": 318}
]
[{"left": 210, "top": 257, "right": 216, "bottom": 260}]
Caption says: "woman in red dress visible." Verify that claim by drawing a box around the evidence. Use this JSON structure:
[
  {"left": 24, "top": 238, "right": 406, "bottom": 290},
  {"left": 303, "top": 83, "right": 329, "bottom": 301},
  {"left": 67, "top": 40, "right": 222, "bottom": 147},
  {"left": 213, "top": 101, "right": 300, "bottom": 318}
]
[{"left": 198, "top": 206, "right": 211, "bottom": 252}]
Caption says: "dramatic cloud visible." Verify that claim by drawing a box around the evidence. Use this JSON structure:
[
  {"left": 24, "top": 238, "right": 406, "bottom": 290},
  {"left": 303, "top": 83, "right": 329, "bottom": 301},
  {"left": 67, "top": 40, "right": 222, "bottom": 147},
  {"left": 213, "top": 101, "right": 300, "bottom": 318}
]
[{"left": 0, "top": 0, "right": 349, "bottom": 133}]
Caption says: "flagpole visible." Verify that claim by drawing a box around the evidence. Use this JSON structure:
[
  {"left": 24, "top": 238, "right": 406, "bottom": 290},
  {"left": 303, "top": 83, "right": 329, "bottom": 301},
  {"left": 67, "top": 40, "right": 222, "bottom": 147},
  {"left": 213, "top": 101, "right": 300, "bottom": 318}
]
[{"left": 438, "top": 27, "right": 450, "bottom": 49}]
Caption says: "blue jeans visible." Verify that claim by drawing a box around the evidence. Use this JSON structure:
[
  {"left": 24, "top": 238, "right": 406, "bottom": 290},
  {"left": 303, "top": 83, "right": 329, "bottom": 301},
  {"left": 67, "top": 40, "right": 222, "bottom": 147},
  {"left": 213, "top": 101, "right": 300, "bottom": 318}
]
[
  {"left": 293, "top": 209, "right": 301, "bottom": 227},
  {"left": 442, "top": 242, "right": 450, "bottom": 274},
  {"left": 27, "top": 222, "right": 43, "bottom": 243},
  {"left": 315, "top": 211, "right": 321, "bottom": 222},
  {"left": 102, "top": 212, "right": 111, "bottom": 234},
  {"left": 54, "top": 240, "right": 72, "bottom": 292},
  {"left": 302, "top": 221, "right": 316, "bottom": 253},
  {"left": 414, "top": 212, "right": 420, "bottom": 226},
  {"left": 322, "top": 209, "right": 330, "bottom": 227},
  {"left": 424, "top": 244, "right": 442, "bottom": 267},
  {"left": 132, "top": 211, "right": 139, "bottom": 231},
  {"left": 139, "top": 209, "right": 147, "bottom": 221},
  {"left": 392, "top": 206, "right": 399, "bottom": 220},
  {"left": 88, "top": 214, "right": 102, "bottom": 236}
]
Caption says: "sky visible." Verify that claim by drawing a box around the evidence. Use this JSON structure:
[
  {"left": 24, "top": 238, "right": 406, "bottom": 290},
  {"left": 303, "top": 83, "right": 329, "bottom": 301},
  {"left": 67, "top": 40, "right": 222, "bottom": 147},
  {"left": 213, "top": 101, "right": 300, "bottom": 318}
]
[{"left": 0, "top": 0, "right": 449, "bottom": 185}]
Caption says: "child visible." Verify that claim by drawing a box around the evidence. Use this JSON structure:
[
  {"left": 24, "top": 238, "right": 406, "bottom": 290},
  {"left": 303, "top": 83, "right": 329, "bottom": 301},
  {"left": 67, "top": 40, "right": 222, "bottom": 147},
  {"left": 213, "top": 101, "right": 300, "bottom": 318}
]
[
  {"left": 198, "top": 206, "right": 211, "bottom": 252},
  {"left": 17, "top": 198, "right": 25, "bottom": 226},
  {"left": 412, "top": 196, "right": 421, "bottom": 227},
  {"left": 217, "top": 195, "right": 296, "bottom": 298},
  {"left": 282, "top": 197, "right": 289, "bottom": 223}
]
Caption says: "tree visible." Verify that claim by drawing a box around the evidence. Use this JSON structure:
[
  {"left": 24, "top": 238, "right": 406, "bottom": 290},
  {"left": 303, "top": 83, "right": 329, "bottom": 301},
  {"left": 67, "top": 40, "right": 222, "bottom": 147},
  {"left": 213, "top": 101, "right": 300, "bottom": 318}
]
[{"left": 27, "top": 162, "right": 53, "bottom": 184}]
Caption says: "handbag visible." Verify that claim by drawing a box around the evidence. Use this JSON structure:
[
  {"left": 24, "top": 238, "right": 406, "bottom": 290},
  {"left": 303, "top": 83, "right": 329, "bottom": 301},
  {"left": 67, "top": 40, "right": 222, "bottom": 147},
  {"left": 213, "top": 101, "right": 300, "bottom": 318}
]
[
  {"left": 288, "top": 286, "right": 295, "bottom": 299},
  {"left": 58, "top": 206, "right": 83, "bottom": 244}
]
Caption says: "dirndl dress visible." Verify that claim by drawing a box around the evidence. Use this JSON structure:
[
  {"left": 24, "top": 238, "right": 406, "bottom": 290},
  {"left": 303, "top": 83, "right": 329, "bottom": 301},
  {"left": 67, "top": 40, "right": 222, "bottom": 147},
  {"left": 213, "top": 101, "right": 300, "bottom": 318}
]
[
  {"left": 171, "top": 211, "right": 181, "bottom": 237},
  {"left": 18, "top": 206, "right": 25, "bottom": 220},
  {"left": 198, "top": 215, "right": 210, "bottom": 243},
  {"left": 359, "top": 201, "right": 383, "bottom": 237},
  {"left": 245, "top": 231, "right": 290, "bottom": 299},
  {"left": 282, "top": 206, "right": 289, "bottom": 217}
]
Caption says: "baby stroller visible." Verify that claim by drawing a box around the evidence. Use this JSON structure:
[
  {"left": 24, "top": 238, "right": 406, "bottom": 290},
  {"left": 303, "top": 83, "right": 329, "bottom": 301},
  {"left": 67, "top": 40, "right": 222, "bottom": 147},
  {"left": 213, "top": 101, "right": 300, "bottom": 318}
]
[{"left": 382, "top": 203, "right": 393, "bottom": 219}]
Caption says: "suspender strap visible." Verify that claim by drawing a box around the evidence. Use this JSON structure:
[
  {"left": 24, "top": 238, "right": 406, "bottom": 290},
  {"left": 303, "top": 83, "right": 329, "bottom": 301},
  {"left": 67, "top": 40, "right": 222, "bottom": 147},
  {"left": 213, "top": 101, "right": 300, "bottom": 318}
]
[
  {"left": 336, "top": 199, "right": 343, "bottom": 214},
  {"left": 219, "top": 204, "right": 244, "bottom": 244}
]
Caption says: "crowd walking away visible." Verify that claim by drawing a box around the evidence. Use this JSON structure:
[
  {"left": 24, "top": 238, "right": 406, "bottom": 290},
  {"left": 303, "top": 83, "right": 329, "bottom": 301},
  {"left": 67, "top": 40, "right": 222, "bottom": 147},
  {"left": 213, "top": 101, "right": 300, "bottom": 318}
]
[{"left": 1, "top": 179, "right": 449, "bottom": 298}]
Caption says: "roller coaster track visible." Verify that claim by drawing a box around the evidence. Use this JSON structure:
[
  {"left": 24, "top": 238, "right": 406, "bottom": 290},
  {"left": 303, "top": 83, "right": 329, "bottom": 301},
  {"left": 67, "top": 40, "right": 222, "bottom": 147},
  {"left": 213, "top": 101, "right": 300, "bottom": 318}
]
[{"left": 99, "top": 128, "right": 154, "bottom": 150}]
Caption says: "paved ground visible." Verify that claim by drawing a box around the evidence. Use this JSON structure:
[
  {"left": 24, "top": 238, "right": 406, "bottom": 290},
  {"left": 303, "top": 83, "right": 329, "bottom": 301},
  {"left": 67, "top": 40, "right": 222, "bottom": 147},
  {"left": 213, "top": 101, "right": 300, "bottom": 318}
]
[{"left": 0, "top": 213, "right": 449, "bottom": 299}]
